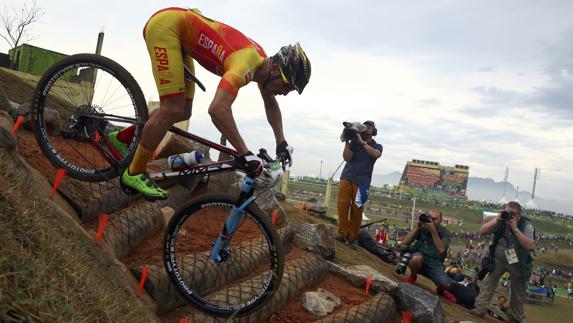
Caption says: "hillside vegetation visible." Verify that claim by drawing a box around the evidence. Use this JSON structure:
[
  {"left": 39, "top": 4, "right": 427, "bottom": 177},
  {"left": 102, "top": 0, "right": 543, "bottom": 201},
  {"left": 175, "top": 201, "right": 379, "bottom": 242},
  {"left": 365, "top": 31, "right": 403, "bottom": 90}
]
[{"left": 0, "top": 148, "right": 157, "bottom": 321}]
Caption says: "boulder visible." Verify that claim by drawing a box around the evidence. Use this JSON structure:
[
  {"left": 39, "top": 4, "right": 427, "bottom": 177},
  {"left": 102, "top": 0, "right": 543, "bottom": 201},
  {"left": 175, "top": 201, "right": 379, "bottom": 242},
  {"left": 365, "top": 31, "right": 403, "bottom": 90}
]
[
  {"left": 0, "top": 111, "right": 16, "bottom": 148},
  {"left": 301, "top": 288, "right": 341, "bottom": 316},
  {"left": 12, "top": 103, "right": 61, "bottom": 135},
  {"left": 0, "top": 88, "right": 10, "bottom": 112},
  {"left": 327, "top": 262, "right": 397, "bottom": 293},
  {"left": 392, "top": 283, "right": 443, "bottom": 323},
  {"left": 294, "top": 223, "right": 336, "bottom": 260}
]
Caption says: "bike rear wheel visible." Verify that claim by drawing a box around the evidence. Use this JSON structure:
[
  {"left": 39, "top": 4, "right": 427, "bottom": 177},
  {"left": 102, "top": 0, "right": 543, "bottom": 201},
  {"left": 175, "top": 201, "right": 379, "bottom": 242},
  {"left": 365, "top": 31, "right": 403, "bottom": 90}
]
[
  {"left": 164, "top": 194, "right": 284, "bottom": 317},
  {"left": 32, "top": 53, "right": 148, "bottom": 182}
]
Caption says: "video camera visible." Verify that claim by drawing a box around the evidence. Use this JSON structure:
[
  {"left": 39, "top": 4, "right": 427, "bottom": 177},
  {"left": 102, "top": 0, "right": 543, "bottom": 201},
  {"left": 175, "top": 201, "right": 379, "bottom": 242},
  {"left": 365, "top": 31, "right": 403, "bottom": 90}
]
[{"left": 340, "top": 122, "right": 367, "bottom": 142}]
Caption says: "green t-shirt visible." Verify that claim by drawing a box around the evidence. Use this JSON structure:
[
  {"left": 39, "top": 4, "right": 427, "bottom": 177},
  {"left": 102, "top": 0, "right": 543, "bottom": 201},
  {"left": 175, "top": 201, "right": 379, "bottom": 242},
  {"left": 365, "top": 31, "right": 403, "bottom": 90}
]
[{"left": 412, "top": 225, "right": 451, "bottom": 267}]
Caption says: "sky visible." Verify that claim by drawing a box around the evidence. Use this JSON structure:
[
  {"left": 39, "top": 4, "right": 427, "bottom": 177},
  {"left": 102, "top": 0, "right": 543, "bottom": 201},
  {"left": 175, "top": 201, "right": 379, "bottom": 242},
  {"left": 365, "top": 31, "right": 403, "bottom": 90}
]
[{"left": 1, "top": 0, "right": 572, "bottom": 209}]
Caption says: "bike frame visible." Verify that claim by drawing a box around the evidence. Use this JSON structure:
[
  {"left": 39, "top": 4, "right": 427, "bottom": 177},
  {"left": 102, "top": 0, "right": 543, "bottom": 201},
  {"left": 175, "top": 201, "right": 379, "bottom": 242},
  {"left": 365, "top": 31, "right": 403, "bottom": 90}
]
[{"left": 88, "top": 113, "right": 275, "bottom": 263}]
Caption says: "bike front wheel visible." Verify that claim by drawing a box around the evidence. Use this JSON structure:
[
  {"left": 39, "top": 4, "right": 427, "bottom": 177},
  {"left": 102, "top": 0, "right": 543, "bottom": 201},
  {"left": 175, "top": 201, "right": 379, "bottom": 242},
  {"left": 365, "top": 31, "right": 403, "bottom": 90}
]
[
  {"left": 32, "top": 53, "right": 148, "bottom": 182},
  {"left": 164, "top": 194, "right": 284, "bottom": 317}
]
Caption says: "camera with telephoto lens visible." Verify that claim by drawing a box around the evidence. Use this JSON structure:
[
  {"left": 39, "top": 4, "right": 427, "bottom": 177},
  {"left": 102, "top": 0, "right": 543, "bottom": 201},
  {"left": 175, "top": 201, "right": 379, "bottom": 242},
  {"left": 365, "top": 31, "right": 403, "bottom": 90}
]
[
  {"left": 395, "top": 245, "right": 413, "bottom": 274},
  {"left": 419, "top": 213, "right": 432, "bottom": 224},
  {"left": 500, "top": 210, "right": 515, "bottom": 221}
]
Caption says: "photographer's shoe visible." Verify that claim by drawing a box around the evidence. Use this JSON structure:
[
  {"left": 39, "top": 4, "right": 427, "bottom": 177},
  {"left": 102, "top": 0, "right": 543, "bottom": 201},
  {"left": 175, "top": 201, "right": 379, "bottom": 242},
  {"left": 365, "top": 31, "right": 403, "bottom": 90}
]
[
  {"left": 404, "top": 275, "right": 416, "bottom": 285},
  {"left": 440, "top": 290, "right": 456, "bottom": 303}
]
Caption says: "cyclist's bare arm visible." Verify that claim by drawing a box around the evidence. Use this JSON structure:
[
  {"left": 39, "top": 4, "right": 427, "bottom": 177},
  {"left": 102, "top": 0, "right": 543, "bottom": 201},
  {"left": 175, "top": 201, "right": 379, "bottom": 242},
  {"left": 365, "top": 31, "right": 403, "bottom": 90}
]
[
  {"left": 260, "top": 89, "right": 286, "bottom": 145},
  {"left": 208, "top": 88, "right": 249, "bottom": 154}
]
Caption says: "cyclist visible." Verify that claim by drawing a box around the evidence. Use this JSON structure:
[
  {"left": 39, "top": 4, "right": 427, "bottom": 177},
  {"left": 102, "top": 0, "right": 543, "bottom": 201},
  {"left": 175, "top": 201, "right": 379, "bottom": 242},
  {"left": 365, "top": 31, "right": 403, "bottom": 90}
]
[{"left": 109, "top": 7, "right": 311, "bottom": 200}]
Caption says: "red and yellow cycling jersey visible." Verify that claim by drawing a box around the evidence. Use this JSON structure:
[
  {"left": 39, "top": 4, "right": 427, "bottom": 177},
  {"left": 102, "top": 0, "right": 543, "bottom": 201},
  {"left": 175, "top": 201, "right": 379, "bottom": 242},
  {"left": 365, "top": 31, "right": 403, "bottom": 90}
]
[{"left": 143, "top": 7, "right": 267, "bottom": 99}]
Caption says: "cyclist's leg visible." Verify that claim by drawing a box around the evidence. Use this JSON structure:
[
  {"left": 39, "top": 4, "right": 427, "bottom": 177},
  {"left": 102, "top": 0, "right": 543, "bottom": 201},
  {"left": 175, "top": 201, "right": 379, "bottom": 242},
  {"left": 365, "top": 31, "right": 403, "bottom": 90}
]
[{"left": 122, "top": 9, "right": 188, "bottom": 199}]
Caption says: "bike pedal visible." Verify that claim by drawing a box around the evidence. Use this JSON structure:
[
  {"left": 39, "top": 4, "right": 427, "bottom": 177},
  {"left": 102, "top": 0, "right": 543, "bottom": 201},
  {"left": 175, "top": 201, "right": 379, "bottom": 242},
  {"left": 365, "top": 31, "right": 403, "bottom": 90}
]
[{"left": 119, "top": 178, "right": 138, "bottom": 196}]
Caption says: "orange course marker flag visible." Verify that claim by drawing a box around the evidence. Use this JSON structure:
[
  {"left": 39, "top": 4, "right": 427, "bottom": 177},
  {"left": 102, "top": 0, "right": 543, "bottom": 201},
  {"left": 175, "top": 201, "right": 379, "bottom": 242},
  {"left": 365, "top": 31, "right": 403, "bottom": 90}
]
[
  {"left": 50, "top": 169, "right": 68, "bottom": 199},
  {"left": 402, "top": 310, "right": 412, "bottom": 323},
  {"left": 137, "top": 266, "right": 150, "bottom": 297},
  {"left": 96, "top": 213, "right": 110, "bottom": 245},
  {"left": 272, "top": 209, "right": 280, "bottom": 225},
  {"left": 365, "top": 275, "right": 373, "bottom": 294},
  {"left": 11, "top": 115, "right": 25, "bottom": 134}
]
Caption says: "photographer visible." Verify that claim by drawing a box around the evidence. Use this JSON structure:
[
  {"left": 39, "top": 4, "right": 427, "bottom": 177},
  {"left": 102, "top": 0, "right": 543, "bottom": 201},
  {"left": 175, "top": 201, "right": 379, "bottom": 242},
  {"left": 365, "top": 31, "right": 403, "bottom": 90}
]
[
  {"left": 336, "top": 121, "right": 383, "bottom": 250},
  {"left": 400, "top": 210, "right": 457, "bottom": 302},
  {"left": 472, "top": 202, "right": 535, "bottom": 322}
]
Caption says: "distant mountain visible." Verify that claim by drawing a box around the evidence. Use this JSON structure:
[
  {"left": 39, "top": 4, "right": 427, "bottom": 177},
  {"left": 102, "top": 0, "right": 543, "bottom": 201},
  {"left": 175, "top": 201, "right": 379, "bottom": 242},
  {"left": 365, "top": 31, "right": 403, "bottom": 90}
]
[
  {"left": 370, "top": 172, "right": 571, "bottom": 214},
  {"left": 466, "top": 177, "right": 571, "bottom": 214}
]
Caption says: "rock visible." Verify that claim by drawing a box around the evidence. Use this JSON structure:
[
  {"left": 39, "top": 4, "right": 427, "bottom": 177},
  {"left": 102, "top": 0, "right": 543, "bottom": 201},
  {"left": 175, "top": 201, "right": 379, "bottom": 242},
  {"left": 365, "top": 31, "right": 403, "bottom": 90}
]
[
  {"left": 0, "top": 111, "right": 16, "bottom": 148},
  {"left": 161, "top": 206, "right": 175, "bottom": 228},
  {"left": 392, "top": 283, "right": 443, "bottom": 323},
  {"left": 294, "top": 223, "right": 336, "bottom": 260},
  {"left": 274, "top": 191, "right": 286, "bottom": 201},
  {"left": 0, "top": 88, "right": 9, "bottom": 112},
  {"left": 327, "top": 262, "right": 398, "bottom": 293},
  {"left": 301, "top": 288, "right": 341, "bottom": 316},
  {"left": 10, "top": 102, "right": 31, "bottom": 120},
  {"left": 0, "top": 110, "right": 14, "bottom": 130},
  {"left": 12, "top": 103, "right": 61, "bottom": 135}
]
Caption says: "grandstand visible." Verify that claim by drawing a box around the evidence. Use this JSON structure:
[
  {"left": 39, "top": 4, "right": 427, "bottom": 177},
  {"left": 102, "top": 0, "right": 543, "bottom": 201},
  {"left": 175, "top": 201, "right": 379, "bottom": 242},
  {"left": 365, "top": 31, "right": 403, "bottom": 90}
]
[{"left": 399, "top": 159, "right": 469, "bottom": 199}]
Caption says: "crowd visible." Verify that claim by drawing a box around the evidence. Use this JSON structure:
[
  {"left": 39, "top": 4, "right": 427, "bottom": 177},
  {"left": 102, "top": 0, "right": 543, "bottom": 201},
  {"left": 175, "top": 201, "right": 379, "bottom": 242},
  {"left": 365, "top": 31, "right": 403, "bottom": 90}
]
[{"left": 355, "top": 201, "right": 553, "bottom": 323}]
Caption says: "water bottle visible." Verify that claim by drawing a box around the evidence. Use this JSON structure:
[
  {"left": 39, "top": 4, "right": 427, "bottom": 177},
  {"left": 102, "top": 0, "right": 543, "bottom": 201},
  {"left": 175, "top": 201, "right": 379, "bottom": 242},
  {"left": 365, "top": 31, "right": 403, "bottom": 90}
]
[{"left": 168, "top": 150, "right": 203, "bottom": 170}]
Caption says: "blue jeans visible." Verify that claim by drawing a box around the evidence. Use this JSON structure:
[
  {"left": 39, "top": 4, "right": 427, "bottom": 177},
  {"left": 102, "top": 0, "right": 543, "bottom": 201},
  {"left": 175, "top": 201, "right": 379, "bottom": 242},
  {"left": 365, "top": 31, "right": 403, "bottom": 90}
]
[{"left": 412, "top": 252, "right": 452, "bottom": 286}]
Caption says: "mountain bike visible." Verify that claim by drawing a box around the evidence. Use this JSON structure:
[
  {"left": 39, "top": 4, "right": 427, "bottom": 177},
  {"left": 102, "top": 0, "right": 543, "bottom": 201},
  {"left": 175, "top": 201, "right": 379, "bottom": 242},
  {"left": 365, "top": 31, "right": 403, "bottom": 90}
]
[{"left": 31, "top": 53, "right": 286, "bottom": 317}]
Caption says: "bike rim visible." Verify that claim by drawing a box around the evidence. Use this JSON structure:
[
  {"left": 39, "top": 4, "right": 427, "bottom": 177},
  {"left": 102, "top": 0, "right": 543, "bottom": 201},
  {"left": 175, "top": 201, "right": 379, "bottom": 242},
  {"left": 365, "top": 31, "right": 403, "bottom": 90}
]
[
  {"left": 36, "top": 60, "right": 140, "bottom": 179},
  {"left": 165, "top": 201, "right": 280, "bottom": 316}
]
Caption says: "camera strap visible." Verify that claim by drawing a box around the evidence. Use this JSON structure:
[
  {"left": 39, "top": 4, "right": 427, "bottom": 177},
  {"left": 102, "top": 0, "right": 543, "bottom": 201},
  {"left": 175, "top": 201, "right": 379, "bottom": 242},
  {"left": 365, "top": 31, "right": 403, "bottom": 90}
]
[{"left": 488, "top": 222, "right": 507, "bottom": 258}]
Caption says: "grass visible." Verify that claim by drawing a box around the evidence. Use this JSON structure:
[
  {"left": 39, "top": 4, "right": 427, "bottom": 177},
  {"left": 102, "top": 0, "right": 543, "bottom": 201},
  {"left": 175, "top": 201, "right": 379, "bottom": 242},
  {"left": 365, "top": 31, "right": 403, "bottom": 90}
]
[
  {"left": 534, "top": 252, "right": 573, "bottom": 270},
  {"left": 0, "top": 150, "right": 157, "bottom": 322}
]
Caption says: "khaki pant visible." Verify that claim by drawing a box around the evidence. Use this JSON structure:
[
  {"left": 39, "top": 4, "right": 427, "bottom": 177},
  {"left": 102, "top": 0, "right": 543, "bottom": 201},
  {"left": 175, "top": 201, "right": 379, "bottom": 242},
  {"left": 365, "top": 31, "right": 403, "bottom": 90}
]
[
  {"left": 336, "top": 179, "right": 363, "bottom": 241},
  {"left": 475, "top": 257, "right": 526, "bottom": 321}
]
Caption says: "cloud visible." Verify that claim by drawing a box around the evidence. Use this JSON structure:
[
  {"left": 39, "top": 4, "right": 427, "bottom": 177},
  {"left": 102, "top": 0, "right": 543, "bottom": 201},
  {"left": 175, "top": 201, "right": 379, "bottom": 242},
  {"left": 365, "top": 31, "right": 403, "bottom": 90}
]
[{"left": 419, "top": 98, "right": 441, "bottom": 106}]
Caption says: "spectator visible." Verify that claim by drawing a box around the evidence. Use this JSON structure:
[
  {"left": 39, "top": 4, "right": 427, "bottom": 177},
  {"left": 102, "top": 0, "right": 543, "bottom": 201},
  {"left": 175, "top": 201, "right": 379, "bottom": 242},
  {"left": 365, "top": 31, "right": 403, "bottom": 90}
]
[
  {"left": 471, "top": 202, "right": 535, "bottom": 322},
  {"left": 336, "top": 121, "right": 382, "bottom": 250},
  {"left": 375, "top": 224, "right": 388, "bottom": 246},
  {"left": 400, "top": 209, "right": 457, "bottom": 302},
  {"left": 495, "top": 295, "right": 508, "bottom": 314}
]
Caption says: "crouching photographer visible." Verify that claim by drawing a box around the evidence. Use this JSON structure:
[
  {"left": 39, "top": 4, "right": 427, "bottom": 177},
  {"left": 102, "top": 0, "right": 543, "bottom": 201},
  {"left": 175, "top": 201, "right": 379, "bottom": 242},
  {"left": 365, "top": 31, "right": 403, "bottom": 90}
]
[
  {"left": 472, "top": 202, "right": 535, "bottom": 322},
  {"left": 399, "top": 209, "right": 457, "bottom": 302}
]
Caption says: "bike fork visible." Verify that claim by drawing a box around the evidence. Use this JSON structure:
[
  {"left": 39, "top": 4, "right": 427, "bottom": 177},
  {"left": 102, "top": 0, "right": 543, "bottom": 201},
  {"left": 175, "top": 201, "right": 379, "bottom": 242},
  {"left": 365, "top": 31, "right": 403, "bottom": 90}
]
[{"left": 210, "top": 176, "right": 257, "bottom": 263}]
